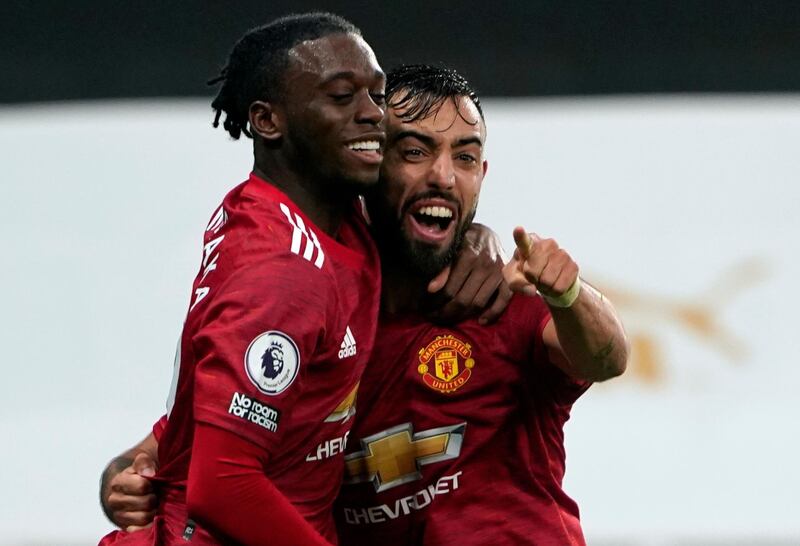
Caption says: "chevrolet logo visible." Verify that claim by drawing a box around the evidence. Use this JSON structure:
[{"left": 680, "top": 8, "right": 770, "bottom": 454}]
[{"left": 344, "top": 422, "right": 466, "bottom": 492}]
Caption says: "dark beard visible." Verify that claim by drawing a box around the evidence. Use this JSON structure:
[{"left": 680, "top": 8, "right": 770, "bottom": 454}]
[
  {"left": 405, "top": 221, "right": 470, "bottom": 277},
  {"left": 371, "top": 208, "right": 475, "bottom": 279}
]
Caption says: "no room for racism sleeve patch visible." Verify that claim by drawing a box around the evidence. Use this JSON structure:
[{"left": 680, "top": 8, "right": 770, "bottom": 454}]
[
  {"left": 228, "top": 392, "right": 281, "bottom": 433},
  {"left": 245, "top": 331, "right": 300, "bottom": 395}
]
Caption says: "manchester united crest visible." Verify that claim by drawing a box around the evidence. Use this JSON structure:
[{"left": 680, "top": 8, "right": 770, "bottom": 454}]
[{"left": 417, "top": 334, "right": 475, "bottom": 394}]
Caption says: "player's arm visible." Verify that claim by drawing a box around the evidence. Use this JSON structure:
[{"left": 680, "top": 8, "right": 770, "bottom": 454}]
[
  {"left": 100, "top": 430, "right": 159, "bottom": 530},
  {"left": 504, "top": 226, "right": 629, "bottom": 382},
  {"left": 186, "top": 257, "right": 334, "bottom": 545},
  {"left": 187, "top": 422, "right": 331, "bottom": 546},
  {"left": 427, "top": 222, "right": 513, "bottom": 324}
]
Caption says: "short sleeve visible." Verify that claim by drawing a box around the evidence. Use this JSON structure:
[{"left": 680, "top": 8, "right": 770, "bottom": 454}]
[{"left": 191, "top": 252, "right": 333, "bottom": 454}]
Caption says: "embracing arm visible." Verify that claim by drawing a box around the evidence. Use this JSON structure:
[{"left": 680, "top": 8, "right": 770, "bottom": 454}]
[
  {"left": 505, "top": 227, "right": 628, "bottom": 382},
  {"left": 426, "top": 222, "right": 513, "bottom": 324},
  {"left": 186, "top": 422, "right": 331, "bottom": 546}
]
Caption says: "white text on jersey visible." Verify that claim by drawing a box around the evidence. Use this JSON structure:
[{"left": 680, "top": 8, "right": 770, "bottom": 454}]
[
  {"left": 306, "top": 431, "right": 350, "bottom": 462},
  {"left": 206, "top": 205, "right": 228, "bottom": 234},
  {"left": 228, "top": 392, "right": 280, "bottom": 433},
  {"left": 190, "top": 207, "right": 228, "bottom": 311},
  {"left": 342, "top": 471, "right": 463, "bottom": 525}
]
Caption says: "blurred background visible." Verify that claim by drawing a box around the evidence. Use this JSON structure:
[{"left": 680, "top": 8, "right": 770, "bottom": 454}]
[{"left": 2, "top": 1, "right": 799, "bottom": 544}]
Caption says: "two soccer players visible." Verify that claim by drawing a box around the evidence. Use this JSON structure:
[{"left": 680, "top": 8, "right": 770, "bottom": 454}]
[{"left": 100, "top": 12, "right": 627, "bottom": 546}]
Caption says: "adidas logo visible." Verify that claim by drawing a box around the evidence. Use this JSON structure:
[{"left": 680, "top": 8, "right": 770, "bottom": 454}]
[{"left": 338, "top": 326, "right": 357, "bottom": 359}]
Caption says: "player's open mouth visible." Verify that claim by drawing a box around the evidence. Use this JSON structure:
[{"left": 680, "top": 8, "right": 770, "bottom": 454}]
[
  {"left": 345, "top": 137, "right": 384, "bottom": 165},
  {"left": 405, "top": 199, "right": 458, "bottom": 244}
]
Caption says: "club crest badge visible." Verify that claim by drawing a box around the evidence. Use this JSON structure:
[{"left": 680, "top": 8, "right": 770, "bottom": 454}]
[
  {"left": 245, "top": 331, "right": 300, "bottom": 395},
  {"left": 417, "top": 334, "right": 475, "bottom": 394}
]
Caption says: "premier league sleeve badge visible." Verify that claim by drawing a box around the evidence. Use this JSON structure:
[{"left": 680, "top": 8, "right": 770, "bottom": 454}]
[{"left": 244, "top": 331, "right": 300, "bottom": 395}]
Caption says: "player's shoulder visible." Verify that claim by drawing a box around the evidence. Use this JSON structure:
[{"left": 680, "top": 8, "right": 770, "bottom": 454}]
[
  {"left": 225, "top": 178, "right": 301, "bottom": 240},
  {"left": 183, "top": 179, "right": 335, "bottom": 317},
  {"left": 472, "top": 293, "right": 552, "bottom": 357},
  {"left": 214, "top": 178, "right": 331, "bottom": 269}
]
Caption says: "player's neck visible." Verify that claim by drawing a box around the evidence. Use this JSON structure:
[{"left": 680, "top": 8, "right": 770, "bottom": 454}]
[
  {"left": 380, "top": 262, "right": 431, "bottom": 314},
  {"left": 252, "top": 163, "right": 352, "bottom": 237}
]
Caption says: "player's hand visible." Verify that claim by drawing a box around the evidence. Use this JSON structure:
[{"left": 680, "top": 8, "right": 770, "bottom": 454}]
[
  {"left": 427, "top": 222, "right": 513, "bottom": 324},
  {"left": 503, "top": 227, "right": 579, "bottom": 300},
  {"left": 106, "top": 452, "right": 158, "bottom": 531}
]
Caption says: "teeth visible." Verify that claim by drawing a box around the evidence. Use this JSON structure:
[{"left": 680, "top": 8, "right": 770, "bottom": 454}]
[
  {"left": 417, "top": 206, "right": 453, "bottom": 218},
  {"left": 347, "top": 140, "right": 380, "bottom": 151}
]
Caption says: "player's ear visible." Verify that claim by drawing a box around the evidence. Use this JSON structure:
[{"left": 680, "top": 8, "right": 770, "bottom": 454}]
[
  {"left": 249, "top": 101, "right": 283, "bottom": 142},
  {"left": 482, "top": 159, "right": 489, "bottom": 178}
]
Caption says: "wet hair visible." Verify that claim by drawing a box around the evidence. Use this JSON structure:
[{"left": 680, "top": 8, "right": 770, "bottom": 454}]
[
  {"left": 209, "top": 12, "right": 361, "bottom": 139},
  {"left": 385, "top": 64, "right": 484, "bottom": 125}
]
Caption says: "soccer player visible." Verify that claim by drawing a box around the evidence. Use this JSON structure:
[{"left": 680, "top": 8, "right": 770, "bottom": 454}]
[
  {"left": 100, "top": 12, "right": 387, "bottom": 546},
  {"left": 333, "top": 64, "right": 628, "bottom": 545},
  {"left": 102, "top": 64, "right": 628, "bottom": 545}
]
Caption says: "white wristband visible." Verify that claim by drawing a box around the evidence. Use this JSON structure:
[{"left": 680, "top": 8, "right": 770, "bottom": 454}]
[{"left": 542, "top": 277, "right": 582, "bottom": 308}]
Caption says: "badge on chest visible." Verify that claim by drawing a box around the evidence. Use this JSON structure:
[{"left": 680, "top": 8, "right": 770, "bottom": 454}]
[{"left": 417, "top": 334, "right": 475, "bottom": 394}]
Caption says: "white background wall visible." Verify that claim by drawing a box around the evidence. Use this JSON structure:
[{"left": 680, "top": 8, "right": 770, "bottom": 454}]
[{"left": 1, "top": 96, "right": 798, "bottom": 545}]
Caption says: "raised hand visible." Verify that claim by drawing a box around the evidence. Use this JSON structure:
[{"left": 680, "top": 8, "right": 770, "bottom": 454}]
[{"left": 503, "top": 226, "right": 581, "bottom": 307}]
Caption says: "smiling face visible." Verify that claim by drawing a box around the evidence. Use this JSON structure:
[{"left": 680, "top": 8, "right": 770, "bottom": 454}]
[
  {"left": 365, "top": 92, "right": 487, "bottom": 277},
  {"left": 276, "top": 33, "right": 387, "bottom": 191}
]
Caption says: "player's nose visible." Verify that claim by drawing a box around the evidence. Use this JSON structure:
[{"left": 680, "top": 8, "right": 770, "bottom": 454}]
[
  {"left": 354, "top": 91, "right": 384, "bottom": 125},
  {"left": 427, "top": 153, "right": 456, "bottom": 191}
]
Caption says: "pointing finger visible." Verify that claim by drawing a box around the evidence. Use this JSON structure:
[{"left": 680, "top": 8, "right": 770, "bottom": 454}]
[{"left": 512, "top": 227, "right": 532, "bottom": 258}]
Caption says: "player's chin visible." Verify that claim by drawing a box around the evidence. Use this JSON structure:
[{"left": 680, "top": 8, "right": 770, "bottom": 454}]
[
  {"left": 405, "top": 242, "right": 453, "bottom": 277},
  {"left": 410, "top": 234, "right": 454, "bottom": 256},
  {"left": 342, "top": 149, "right": 383, "bottom": 179},
  {"left": 340, "top": 164, "right": 381, "bottom": 190}
]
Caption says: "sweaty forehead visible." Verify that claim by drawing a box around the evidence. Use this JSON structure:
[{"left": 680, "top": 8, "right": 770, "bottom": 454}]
[
  {"left": 389, "top": 95, "right": 485, "bottom": 142},
  {"left": 286, "top": 33, "right": 381, "bottom": 80}
]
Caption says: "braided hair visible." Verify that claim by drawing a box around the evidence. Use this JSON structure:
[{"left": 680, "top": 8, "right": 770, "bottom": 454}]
[{"left": 209, "top": 12, "right": 361, "bottom": 140}]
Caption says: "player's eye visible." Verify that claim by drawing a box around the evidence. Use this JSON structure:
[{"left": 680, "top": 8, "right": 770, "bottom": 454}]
[
  {"left": 370, "top": 93, "right": 386, "bottom": 106},
  {"left": 457, "top": 153, "right": 477, "bottom": 164},
  {"left": 329, "top": 93, "right": 354, "bottom": 103},
  {"left": 403, "top": 148, "right": 425, "bottom": 159}
]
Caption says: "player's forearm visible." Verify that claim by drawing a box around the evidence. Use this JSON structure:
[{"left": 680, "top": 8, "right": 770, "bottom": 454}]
[
  {"left": 548, "top": 281, "right": 629, "bottom": 382},
  {"left": 187, "top": 422, "right": 331, "bottom": 546}
]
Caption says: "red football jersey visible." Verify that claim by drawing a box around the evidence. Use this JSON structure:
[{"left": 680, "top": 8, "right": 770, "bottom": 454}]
[
  {"left": 155, "top": 173, "right": 380, "bottom": 544},
  {"left": 334, "top": 295, "right": 589, "bottom": 546}
]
